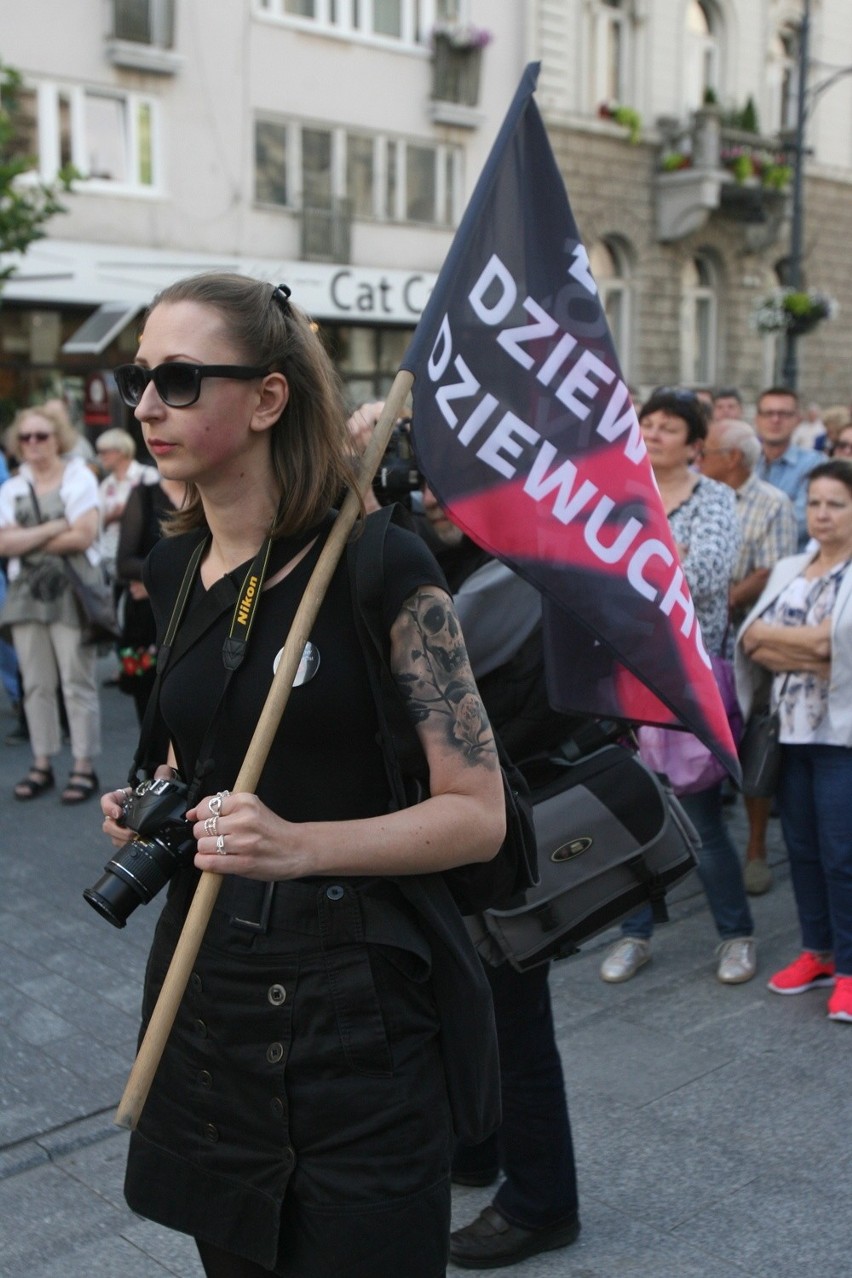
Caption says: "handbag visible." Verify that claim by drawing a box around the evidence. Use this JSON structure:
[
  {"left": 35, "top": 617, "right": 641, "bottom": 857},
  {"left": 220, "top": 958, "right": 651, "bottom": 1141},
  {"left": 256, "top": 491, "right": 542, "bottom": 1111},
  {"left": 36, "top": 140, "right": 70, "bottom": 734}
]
[
  {"left": 737, "top": 708, "right": 781, "bottom": 798},
  {"left": 25, "top": 483, "right": 119, "bottom": 645},
  {"left": 636, "top": 654, "right": 742, "bottom": 795},
  {"left": 738, "top": 674, "right": 790, "bottom": 798},
  {"left": 62, "top": 558, "right": 121, "bottom": 645},
  {"left": 466, "top": 743, "right": 701, "bottom": 971}
]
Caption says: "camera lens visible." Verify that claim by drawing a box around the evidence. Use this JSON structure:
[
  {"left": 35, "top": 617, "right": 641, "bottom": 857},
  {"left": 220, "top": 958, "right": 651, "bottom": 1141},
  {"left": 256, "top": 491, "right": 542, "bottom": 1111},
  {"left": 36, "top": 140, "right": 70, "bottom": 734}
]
[{"left": 83, "top": 826, "right": 194, "bottom": 928}]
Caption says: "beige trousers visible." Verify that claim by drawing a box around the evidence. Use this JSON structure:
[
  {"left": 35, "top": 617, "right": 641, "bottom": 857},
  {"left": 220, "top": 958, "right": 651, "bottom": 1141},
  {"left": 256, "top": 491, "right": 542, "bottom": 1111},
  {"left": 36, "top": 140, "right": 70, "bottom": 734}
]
[{"left": 12, "top": 621, "right": 101, "bottom": 760}]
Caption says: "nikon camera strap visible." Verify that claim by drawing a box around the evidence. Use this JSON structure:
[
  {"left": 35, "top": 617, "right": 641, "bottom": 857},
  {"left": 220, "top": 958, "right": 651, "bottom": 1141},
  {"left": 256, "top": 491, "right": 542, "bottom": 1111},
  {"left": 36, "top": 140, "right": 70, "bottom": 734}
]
[{"left": 130, "top": 531, "right": 274, "bottom": 805}]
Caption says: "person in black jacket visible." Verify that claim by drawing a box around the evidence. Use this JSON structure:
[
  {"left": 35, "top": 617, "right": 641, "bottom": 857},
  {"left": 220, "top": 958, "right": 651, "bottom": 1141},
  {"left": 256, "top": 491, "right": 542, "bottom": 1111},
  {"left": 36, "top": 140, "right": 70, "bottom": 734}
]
[{"left": 419, "top": 484, "right": 583, "bottom": 1270}]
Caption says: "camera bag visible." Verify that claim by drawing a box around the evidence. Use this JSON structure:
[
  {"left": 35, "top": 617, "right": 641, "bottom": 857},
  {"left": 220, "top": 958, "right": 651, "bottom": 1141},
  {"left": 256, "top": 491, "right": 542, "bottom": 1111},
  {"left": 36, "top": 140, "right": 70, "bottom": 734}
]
[{"left": 466, "top": 742, "right": 700, "bottom": 970}]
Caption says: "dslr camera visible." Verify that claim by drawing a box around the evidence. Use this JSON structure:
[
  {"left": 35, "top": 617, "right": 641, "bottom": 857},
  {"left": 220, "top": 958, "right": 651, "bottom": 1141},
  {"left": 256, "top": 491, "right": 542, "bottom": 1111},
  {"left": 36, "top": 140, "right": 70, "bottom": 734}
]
[
  {"left": 372, "top": 417, "right": 422, "bottom": 507},
  {"left": 83, "top": 777, "right": 195, "bottom": 929}
]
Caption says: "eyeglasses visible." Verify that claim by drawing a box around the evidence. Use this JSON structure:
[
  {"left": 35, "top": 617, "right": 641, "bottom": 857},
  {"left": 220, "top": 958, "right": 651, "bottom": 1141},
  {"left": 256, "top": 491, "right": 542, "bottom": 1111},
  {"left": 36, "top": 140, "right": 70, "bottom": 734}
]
[
  {"left": 114, "top": 362, "right": 271, "bottom": 409},
  {"left": 18, "top": 431, "right": 53, "bottom": 444},
  {"left": 832, "top": 441, "right": 852, "bottom": 455},
  {"left": 757, "top": 408, "right": 797, "bottom": 419}
]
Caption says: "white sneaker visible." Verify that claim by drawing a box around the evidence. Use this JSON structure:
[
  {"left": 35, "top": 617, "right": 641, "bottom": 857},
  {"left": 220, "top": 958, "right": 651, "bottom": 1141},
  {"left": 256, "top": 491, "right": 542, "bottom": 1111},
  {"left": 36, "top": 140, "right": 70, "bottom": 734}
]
[
  {"left": 716, "top": 937, "right": 757, "bottom": 984},
  {"left": 600, "top": 938, "right": 651, "bottom": 983}
]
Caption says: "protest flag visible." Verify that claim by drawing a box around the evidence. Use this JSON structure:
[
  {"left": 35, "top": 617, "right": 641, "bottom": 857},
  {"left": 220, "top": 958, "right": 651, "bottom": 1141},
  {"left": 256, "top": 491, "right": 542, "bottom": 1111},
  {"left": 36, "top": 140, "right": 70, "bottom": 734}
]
[{"left": 401, "top": 63, "right": 738, "bottom": 776}]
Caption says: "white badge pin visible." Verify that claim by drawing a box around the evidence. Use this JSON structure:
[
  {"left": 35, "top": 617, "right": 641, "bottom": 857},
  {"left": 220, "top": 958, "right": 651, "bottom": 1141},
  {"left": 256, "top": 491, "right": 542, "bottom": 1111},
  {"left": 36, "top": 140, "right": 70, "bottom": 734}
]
[{"left": 274, "top": 640, "right": 320, "bottom": 685}]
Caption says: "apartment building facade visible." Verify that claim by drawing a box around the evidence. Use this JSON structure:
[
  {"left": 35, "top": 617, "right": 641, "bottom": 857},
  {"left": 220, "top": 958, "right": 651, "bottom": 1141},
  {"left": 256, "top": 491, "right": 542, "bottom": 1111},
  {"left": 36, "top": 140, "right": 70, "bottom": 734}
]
[{"left": 2, "top": 0, "right": 851, "bottom": 434}]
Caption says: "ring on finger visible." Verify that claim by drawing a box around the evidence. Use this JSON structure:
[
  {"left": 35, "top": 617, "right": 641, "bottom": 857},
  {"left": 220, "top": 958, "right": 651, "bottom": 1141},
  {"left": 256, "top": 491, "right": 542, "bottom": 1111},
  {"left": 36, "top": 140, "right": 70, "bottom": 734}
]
[
  {"left": 215, "top": 834, "right": 227, "bottom": 856},
  {"left": 204, "top": 816, "right": 218, "bottom": 837},
  {"left": 208, "top": 790, "right": 229, "bottom": 817}
]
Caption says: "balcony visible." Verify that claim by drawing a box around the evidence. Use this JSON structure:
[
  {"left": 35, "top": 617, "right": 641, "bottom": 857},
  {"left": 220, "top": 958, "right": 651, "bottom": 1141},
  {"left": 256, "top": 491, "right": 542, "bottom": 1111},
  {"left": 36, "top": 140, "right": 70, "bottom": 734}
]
[
  {"left": 300, "top": 199, "right": 352, "bottom": 264},
  {"left": 429, "top": 33, "right": 487, "bottom": 129},
  {"left": 106, "top": 0, "right": 183, "bottom": 74},
  {"left": 655, "top": 107, "right": 791, "bottom": 246}
]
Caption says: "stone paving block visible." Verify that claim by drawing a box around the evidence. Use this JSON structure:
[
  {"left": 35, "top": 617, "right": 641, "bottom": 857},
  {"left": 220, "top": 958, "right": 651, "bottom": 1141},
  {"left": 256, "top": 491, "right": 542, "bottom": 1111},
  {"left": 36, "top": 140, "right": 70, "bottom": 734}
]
[
  {"left": 15, "top": 970, "right": 142, "bottom": 1048},
  {"left": 672, "top": 1164, "right": 850, "bottom": 1278}
]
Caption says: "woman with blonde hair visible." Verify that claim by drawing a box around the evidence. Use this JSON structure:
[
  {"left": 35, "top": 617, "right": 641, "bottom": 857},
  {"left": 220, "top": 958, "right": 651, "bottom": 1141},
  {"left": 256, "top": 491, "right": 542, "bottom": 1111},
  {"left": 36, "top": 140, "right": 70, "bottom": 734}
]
[{"left": 0, "top": 402, "right": 102, "bottom": 801}]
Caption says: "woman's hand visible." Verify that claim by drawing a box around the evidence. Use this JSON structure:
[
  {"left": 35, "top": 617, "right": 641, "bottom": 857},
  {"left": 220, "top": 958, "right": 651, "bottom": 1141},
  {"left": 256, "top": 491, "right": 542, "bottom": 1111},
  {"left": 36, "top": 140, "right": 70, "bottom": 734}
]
[
  {"left": 128, "top": 579, "right": 149, "bottom": 600},
  {"left": 187, "top": 791, "right": 304, "bottom": 880},
  {"left": 100, "top": 786, "right": 135, "bottom": 848}
]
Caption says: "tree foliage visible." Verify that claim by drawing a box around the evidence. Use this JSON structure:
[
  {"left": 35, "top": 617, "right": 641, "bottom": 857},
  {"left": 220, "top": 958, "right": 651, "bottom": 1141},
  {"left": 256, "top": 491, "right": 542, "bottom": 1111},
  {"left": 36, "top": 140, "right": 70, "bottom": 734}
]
[{"left": 0, "top": 61, "right": 76, "bottom": 287}]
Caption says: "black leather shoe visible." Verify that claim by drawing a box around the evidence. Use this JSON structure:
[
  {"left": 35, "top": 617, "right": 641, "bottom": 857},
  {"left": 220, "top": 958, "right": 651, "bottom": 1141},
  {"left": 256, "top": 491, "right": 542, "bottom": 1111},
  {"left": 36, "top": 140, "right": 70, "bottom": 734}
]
[{"left": 449, "top": 1204, "right": 580, "bottom": 1269}]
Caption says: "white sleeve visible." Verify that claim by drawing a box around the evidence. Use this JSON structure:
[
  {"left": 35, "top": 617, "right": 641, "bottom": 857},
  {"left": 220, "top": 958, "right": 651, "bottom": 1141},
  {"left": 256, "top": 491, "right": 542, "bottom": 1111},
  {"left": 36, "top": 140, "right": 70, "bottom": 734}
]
[{"left": 61, "top": 459, "right": 100, "bottom": 523}]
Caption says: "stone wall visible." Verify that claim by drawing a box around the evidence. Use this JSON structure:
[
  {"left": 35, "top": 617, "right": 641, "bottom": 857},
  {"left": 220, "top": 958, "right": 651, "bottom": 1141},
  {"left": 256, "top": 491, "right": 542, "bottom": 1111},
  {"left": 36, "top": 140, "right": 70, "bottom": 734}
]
[{"left": 547, "top": 125, "right": 852, "bottom": 409}]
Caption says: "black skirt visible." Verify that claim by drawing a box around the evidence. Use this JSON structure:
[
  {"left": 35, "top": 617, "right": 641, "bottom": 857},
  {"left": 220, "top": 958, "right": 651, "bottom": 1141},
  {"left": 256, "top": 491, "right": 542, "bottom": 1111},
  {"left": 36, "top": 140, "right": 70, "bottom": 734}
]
[{"left": 125, "top": 876, "right": 453, "bottom": 1277}]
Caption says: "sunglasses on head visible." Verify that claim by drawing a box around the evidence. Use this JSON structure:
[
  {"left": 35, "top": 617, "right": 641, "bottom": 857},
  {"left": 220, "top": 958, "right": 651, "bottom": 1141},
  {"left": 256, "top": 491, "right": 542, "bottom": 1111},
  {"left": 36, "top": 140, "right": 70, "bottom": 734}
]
[
  {"left": 18, "top": 431, "right": 53, "bottom": 443},
  {"left": 113, "top": 362, "right": 271, "bottom": 409},
  {"left": 651, "top": 386, "right": 699, "bottom": 403}
]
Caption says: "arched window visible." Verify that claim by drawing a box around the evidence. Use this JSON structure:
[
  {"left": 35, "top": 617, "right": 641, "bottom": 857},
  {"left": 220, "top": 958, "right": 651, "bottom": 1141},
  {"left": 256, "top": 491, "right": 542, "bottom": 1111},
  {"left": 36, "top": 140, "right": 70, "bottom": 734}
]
[
  {"left": 684, "top": 1, "right": 721, "bottom": 113},
  {"left": 680, "top": 253, "right": 718, "bottom": 387},
  {"left": 767, "top": 24, "right": 799, "bottom": 133},
  {"left": 591, "top": 0, "right": 630, "bottom": 107},
  {"left": 590, "top": 237, "right": 632, "bottom": 373}
]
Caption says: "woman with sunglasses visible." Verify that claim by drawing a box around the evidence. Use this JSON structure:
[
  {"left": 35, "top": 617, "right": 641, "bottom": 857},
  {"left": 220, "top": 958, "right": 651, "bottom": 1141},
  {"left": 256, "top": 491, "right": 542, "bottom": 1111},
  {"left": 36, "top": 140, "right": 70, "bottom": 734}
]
[
  {"left": 98, "top": 272, "right": 505, "bottom": 1278},
  {"left": 828, "top": 423, "right": 852, "bottom": 460},
  {"left": 0, "top": 403, "right": 102, "bottom": 802}
]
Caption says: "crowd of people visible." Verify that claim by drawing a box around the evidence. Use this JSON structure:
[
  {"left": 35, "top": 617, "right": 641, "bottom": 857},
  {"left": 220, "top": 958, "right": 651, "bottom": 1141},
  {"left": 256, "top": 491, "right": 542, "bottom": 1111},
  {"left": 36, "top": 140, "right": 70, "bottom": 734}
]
[{"left": 1, "top": 286, "right": 851, "bottom": 1275}]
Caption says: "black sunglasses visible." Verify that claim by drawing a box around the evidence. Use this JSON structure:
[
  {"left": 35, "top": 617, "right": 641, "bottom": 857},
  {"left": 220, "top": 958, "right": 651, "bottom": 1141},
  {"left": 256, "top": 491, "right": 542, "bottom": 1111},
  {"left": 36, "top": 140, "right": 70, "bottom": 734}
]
[{"left": 114, "top": 362, "right": 271, "bottom": 409}]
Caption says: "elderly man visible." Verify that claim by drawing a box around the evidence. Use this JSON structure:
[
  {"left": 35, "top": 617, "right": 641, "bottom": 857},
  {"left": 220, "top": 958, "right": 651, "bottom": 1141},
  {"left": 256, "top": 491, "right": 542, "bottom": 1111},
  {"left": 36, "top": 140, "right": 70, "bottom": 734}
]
[
  {"left": 753, "top": 386, "right": 822, "bottom": 549},
  {"left": 698, "top": 417, "right": 797, "bottom": 894}
]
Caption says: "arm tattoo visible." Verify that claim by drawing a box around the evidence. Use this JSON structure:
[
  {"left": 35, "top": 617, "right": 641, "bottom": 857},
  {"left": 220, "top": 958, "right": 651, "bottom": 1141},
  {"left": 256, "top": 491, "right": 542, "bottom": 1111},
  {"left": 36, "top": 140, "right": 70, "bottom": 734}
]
[{"left": 392, "top": 588, "right": 496, "bottom": 766}]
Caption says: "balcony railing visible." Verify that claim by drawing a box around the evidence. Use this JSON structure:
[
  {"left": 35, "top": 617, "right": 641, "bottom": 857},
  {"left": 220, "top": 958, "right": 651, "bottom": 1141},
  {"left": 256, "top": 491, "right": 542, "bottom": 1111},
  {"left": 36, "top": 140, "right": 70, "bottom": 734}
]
[
  {"left": 655, "top": 108, "right": 791, "bottom": 244},
  {"left": 300, "top": 199, "right": 352, "bottom": 264}
]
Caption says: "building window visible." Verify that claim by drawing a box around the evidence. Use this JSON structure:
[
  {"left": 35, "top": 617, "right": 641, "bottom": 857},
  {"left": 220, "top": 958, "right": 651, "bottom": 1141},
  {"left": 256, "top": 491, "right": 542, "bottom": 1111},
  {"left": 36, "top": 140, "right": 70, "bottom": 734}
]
[
  {"left": 680, "top": 254, "right": 718, "bottom": 387},
  {"left": 254, "top": 118, "right": 460, "bottom": 227},
  {"left": 768, "top": 24, "right": 799, "bottom": 133},
  {"left": 112, "top": 0, "right": 175, "bottom": 47},
  {"left": 255, "top": 119, "right": 289, "bottom": 204},
  {"left": 591, "top": 0, "right": 630, "bottom": 107},
  {"left": 589, "top": 237, "right": 632, "bottom": 374},
  {"left": 684, "top": 1, "right": 721, "bottom": 113},
  {"left": 255, "top": 0, "right": 446, "bottom": 44},
  {"left": 12, "top": 81, "right": 158, "bottom": 190}
]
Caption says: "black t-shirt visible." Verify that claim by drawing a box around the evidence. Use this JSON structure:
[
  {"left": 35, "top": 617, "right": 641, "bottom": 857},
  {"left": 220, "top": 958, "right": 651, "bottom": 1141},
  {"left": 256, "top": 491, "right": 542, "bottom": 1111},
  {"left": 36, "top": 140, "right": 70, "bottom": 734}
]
[{"left": 145, "top": 516, "right": 445, "bottom": 824}]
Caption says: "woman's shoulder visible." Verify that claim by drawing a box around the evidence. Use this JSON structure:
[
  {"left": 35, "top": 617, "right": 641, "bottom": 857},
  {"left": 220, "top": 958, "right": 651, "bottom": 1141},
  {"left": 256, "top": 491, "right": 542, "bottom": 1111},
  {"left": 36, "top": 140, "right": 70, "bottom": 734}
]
[
  {"left": 146, "top": 528, "right": 207, "bottom": 590},
  {"left": 62, "top": 455, "right": 98, "bottom": 492},
  {"left": 693, "top": 474, "right": 736, "bottom": 513}
]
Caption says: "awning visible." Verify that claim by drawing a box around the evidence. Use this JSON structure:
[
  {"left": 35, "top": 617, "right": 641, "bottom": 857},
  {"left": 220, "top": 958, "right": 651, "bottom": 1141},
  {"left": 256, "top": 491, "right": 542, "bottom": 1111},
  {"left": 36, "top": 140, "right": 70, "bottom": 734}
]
[{"left": 62, "top": 302, "right": 143, "bottom": 354}]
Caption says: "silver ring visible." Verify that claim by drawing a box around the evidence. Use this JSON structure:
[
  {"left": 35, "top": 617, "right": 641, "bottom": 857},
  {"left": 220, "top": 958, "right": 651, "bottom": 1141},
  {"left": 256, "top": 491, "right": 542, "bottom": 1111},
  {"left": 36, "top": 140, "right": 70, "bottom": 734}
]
[
  {"left": 204, "top": 816, "right": 218, "bottom": 837},
  {"left": 215, "top": 834, "right": 227, "bottom": 855},
  {"left": 208, "top": 790, "right": 229, "bottom": 817}
]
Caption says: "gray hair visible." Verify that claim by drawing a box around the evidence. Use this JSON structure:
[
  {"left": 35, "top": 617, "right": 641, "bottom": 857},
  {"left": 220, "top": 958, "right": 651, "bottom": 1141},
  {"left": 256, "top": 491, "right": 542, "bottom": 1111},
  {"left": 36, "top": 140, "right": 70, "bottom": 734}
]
[
  {"left": 96, "top": 427, "right": 136, "bottom": 457},
  {"left": 713, "top": 418, "right": 761, "bottom": 470}
]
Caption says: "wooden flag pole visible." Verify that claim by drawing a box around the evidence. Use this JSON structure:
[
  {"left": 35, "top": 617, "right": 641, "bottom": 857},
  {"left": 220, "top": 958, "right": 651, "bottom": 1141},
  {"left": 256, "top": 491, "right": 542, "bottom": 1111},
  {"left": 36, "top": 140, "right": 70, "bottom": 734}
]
[{"left": 114, "top": 370, "right": 414, "bottom": 1131}]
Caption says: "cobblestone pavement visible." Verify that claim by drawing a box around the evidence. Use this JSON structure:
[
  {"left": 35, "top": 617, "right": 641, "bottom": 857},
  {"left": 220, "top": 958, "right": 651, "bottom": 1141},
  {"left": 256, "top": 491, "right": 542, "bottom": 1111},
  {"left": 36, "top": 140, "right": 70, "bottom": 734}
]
[{"left": 1, "top": 673, "right": 847, "bottom": 1277}]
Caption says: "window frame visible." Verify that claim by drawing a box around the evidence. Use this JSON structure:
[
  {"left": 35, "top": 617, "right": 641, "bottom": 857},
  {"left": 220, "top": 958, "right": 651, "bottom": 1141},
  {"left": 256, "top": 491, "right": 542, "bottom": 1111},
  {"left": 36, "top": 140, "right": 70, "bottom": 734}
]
[
  {"left": 17, "top": 79, "right": 160, "bottom": 194},
  {"left": 590, "top": 0, "right": 630, "bottom": 108},
  {"left": 253, "top": 115, "right": 461, "bottom": 228},
  {"left": 253, "top": 0, "right": 458, "bottom": 48},
  {"left": 680, "top": 253, "right": 719, "bottom": 389}
]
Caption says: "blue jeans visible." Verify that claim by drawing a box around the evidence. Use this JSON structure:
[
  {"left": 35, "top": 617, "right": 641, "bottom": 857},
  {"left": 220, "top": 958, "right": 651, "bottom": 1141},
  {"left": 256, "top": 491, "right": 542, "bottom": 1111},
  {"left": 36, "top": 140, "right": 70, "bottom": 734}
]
[
  {"left": 622, "top": 783, "right": 754, "bottom": 941},
  {"left": 778, "top": 744, "right": 852, "bottom": 976},
  {"left": 452, "top": 960, "right": 578, "bottom": 1228}
]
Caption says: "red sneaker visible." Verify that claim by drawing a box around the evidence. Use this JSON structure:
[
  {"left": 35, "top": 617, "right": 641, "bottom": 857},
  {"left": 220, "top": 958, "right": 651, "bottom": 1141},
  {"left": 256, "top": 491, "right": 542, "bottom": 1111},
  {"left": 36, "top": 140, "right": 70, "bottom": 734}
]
[
  {"left": 767, "top": 952, "right": 835, "bottom": 995},
  {"left": 827, "top": 976, "right": 852, "bottom": 1022}
]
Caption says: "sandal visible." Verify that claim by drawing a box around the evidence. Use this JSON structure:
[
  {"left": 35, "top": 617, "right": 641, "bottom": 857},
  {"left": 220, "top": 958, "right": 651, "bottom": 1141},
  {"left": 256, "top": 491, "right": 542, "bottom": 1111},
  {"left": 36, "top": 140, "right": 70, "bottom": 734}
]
[
  {"left": 61, "top": 770, "right": 99, "bottom": 805},
  {"left": 14, "top": 766, "right": 55, "bottom": 801}
]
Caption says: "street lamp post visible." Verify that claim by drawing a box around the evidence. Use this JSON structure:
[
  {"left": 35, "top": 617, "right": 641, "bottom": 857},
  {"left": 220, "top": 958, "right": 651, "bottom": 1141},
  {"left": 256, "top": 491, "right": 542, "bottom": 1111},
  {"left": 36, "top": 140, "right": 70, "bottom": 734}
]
[{"left": 781, "top": 0, "right": 811, "bottom": 389}]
